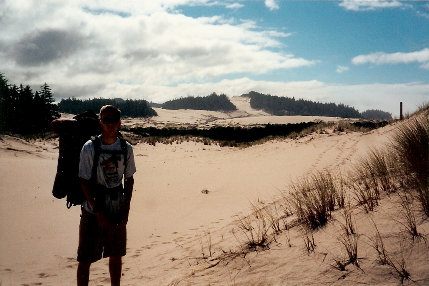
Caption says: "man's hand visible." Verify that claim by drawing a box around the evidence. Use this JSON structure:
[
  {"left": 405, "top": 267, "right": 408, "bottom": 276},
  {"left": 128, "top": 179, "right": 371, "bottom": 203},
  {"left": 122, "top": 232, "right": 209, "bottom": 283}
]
[{"left": 95, "top": 212, "right": 111, "bottom": 228}]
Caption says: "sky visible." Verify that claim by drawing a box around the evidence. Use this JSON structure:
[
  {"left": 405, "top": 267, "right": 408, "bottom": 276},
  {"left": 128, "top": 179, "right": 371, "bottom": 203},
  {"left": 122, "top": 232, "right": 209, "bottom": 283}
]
[{"left": 1, "top": 0, "right": 429, "bottom": 117}]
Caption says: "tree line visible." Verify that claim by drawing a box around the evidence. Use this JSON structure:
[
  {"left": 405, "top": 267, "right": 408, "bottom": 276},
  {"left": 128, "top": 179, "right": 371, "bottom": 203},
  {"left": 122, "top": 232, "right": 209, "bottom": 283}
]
[
  {"left": 0, "top": 73, "right": 60, "bottom": 134},
  {"left": 243, "top": 91, "right": 392, "bottom": 120},
  {"left": 58, "top": 97, "right": 157, "bottom": 118},
  {"left": 361, "top": 109, "right": 392, "bottom": 120},
  {"left": 243, "top": 91, "right": 362, "bottom": 118},
  {"left": 159, "top": 91, "right": 392, "bottom": 120},
  {"left": 162, "top": 93, "right": 237, "bottom": 112}
]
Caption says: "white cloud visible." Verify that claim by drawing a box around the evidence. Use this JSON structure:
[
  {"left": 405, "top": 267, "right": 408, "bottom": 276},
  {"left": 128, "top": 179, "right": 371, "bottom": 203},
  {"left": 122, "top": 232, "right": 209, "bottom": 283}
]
[
  {"left": 2, "top": 0, "right": 427, "bottom": 118},
  {"left": 226, "top": 3, "right": 244, "bottom": 9},
  {"left": 352, "top": 48, "right": 429, "bottom": 69},
  {"left": 336, "top": 65, "right": 350, "bottom": 74},
  {"left": 339, "top": 0, "right": 403, "bottom": 11},
  {"left": 0, "top": 0, "right": 315, "bottom": 98},
  {"left": 265, "top": 0, "right": 279, "bottom": 11}
]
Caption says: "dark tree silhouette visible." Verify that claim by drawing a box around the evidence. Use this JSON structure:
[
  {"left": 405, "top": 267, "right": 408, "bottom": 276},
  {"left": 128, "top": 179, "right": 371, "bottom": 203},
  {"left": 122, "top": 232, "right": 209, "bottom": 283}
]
[
  {"left": 58, "top": 97, "right": 157, "bottom": 117},
  {"left": 243, "top": 91, "right": 362, "bottom": 118},
  {"left": 0, "top": 74, "right": 60, "bottom": 134},
  {"left": 162, "top": 93, "right": 237, "bottom": 112},
  {"left": 361, "top": 109, "right": 392, "bottom": 120}
]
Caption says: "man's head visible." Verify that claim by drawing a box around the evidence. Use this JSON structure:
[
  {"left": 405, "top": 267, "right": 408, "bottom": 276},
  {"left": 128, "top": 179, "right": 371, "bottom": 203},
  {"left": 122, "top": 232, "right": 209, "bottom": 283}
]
[
  {"left": 99, "top": 105, "right": 121, "bottom": 141},
  {"left": 100, "top": 105, "right": 121, "bottom": 123}
]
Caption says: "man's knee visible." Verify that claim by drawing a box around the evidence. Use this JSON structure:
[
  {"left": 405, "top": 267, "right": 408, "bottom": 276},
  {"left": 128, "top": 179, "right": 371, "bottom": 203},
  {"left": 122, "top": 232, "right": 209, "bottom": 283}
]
[{"left": 78, "top": 261, "right": 91, "bottom": 271}]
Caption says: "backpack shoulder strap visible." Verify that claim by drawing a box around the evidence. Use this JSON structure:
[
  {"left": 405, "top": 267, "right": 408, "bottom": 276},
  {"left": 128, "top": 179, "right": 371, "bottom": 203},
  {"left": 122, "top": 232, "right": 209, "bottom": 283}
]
[
  {"left": 119, "top": 138, "right": 128, "bottom": 169},
  {"left": 91, "top": 136, "right": 101, "bottom": 183},
  {"left": 91, "top": 136, "right": 128, "bottom": 177}
]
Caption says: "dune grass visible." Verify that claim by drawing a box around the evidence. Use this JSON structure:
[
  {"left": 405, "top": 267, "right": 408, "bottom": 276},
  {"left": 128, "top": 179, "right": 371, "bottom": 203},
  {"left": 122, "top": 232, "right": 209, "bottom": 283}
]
[
  {"left": 229, "top": 107, "right": 428, "bottom": 267},
  {"left": 289, "top": 170, "right": 341, "bottom": 229},
  {"left": 391, "top": 114, "right": 429, "bottom": 215},
  {"left": 193, "top": 107, "right": 429, "bottom": 285}
]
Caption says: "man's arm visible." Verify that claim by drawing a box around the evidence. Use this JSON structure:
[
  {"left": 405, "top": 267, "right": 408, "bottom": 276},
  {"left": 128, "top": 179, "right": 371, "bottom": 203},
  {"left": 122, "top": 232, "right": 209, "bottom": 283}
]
[
  {"left": 122, "top": 176, "right": 134, "bottom": 225},
  {"left": 80, "top": 178, "right": 110, "bottom": 227},
  {"left": 80, "top": 178, "right": 97, "bottom": 210}
]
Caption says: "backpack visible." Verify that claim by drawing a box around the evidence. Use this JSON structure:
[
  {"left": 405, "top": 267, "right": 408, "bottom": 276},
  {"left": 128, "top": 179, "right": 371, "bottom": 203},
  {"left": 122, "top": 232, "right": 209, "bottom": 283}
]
[
  {"left": 52, "top": 111, "right": 101, "bottom": 208},
  {"left": 52, "top": 111, "right": 129, "bottom": 209}
]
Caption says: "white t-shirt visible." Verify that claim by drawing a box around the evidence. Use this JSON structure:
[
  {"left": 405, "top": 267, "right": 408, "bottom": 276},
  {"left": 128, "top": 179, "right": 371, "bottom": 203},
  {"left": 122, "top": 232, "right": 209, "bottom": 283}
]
[{"left": 78, "top": 137, "right": 136, "bottom": 212}]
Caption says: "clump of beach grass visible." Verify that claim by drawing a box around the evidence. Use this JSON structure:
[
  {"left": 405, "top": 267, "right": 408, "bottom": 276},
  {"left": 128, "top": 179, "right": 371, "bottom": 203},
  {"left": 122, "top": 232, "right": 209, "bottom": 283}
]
[
  {"left": 347, "top": 148, "right": 401, "bottom": 212},
  {"left": 331, "top": 207, "right": 360, "bottom": 271},
  {"left": 391, "top": 113, "right": 429, "bottom": 215},
  {"left": 369, "top": 219, "right": 413, "bottom": 284},
  {"left": 396, "top": 192, "right": 427, "bottom": 242},
  {"left": 289, "top": 170, "right": 341, "bottom": 229},
  {"left": 302, "top": 229, "right": 316, "bottom": 254},
  {"left": 233, "top": 202, "right": 272, "bottom": 250}
]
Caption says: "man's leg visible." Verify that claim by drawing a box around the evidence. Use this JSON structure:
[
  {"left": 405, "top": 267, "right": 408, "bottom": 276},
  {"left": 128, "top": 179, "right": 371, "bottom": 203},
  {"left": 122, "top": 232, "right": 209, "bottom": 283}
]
[
  {"left": 77, "top": 210, "right": 102, "bottom": 286},
  {"left": 77, "top": 262, "right": 91, "bottom": 286},
  {"left": 109, "top": 256, "right": 122, "bottom": 286}
]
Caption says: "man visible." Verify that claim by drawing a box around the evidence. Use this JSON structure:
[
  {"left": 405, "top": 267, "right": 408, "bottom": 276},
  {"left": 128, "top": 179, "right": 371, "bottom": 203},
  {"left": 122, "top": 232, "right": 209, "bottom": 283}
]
[{"left": 77, "top": 105, "right": 136, "bottom": 286}]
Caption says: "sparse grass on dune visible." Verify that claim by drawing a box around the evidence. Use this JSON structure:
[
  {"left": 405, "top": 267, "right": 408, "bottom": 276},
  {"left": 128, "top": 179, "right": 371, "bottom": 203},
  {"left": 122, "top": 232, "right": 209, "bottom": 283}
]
[
  {"left": 289, "top": 170, "right": 339, "bottom": 229},
  {"left": 391, "top": 112, "right": 429, "bottom": 215},
  {"left": 209, "top": 107, "right": 429, "bottom": 284}
]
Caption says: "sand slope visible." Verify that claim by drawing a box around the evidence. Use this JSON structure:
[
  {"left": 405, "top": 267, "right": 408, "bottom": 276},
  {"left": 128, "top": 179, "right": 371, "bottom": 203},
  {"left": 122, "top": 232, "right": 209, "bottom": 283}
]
[{"left": 1, "top": 107, "right": 428, "bottom": 285}]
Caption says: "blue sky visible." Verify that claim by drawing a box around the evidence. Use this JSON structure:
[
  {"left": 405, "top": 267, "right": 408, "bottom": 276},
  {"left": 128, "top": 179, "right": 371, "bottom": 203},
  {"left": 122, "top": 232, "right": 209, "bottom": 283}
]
[{"left": 1, "top": 0, "right": 429, "bottom": 116}]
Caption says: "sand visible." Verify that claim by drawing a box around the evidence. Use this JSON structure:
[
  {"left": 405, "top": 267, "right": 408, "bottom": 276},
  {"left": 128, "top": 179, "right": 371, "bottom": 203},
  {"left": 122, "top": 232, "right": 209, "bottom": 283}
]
[{"left": 1, "top": 98, "right": 428, "bottom": 285}]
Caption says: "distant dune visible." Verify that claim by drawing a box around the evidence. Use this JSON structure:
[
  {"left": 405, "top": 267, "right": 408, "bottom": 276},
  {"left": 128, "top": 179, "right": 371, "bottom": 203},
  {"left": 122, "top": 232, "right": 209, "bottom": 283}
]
[{"left": 122, "top": 96, "right": 345, "bottom": 129}]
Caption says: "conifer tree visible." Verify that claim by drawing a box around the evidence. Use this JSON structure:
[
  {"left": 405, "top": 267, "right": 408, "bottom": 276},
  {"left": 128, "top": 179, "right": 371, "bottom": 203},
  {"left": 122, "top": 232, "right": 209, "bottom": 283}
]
[
  {"left": 0, "top": 73, "right": 10, "bottom": 131},
  {"left": 39, "top": 83, "right": 60, "bottom": 131},
  {"left": 0, "top": 75, "right": 60, "bottom": 134}
]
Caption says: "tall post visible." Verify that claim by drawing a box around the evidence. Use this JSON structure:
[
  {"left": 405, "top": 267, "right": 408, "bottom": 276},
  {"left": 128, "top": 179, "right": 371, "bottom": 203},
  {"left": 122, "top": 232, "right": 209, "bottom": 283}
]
[{"left": 400, "top": 102, "right": 403, "bottom": 120}]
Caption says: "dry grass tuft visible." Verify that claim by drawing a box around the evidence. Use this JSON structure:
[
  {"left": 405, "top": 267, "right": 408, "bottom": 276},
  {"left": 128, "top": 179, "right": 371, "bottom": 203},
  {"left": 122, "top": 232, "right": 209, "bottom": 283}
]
[
  {"left": 391, "top": 113, "right": 429, "bottom": 215},
  {"left": 233, "top": 202, "right": 272, "bottom": 250},
  {"left": 289, "top": 170, "right": 340, "bottom": 229}
]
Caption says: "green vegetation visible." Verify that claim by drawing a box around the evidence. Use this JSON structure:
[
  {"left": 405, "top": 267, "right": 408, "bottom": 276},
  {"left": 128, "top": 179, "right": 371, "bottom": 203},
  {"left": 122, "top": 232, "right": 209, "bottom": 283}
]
[
  {"left": 58, "top": 97, "right": 157, "bottom": 117},
  {"left": 361, "top": 109, "right": 392, "bottom": 120},
  {"left": 162, "top": 93, "right": 237, "bottom": 112},
  {"left": 128, "top": 122, "right": 318, "bottom": 146},
  {"left": 0, "top": 73, "right": 60, "bottom": 134},
  {"left": 243, "top": 91, "right": 392, "bottom": 120}
]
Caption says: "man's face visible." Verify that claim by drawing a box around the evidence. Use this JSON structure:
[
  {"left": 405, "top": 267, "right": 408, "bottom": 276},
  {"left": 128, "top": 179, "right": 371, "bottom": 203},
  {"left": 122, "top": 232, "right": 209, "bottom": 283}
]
[{"left": 100, "top": 111, "right": 121, "bottom": 137}]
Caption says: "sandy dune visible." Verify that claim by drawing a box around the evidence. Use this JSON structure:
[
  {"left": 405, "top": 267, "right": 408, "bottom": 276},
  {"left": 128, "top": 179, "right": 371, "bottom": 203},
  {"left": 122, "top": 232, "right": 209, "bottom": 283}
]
[
  {"left": 123, "top": 96, "right": 343, "bottom": 129},
  {"left": 1, "top": 104, "right": 428, "bottom": 285}
]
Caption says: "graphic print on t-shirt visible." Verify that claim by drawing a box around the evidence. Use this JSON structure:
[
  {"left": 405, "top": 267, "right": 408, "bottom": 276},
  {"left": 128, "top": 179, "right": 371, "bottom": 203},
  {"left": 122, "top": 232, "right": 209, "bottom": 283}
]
[{"left": 100, "top": 154, "right": 122, "bottom": 186}]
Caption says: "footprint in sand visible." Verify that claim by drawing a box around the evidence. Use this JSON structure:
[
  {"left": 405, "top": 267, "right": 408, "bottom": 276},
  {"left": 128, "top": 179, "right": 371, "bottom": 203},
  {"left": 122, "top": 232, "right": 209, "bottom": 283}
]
[{"left": 38, "top": 273, "right": 50, "bottom": 278}]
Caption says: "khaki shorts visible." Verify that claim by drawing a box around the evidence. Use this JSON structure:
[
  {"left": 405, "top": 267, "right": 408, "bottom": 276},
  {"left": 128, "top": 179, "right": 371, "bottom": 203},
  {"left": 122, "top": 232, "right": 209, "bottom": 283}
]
[{"left": 77, "top": 209, "right": 127, "bottom": 263}]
